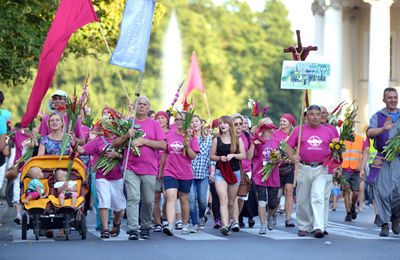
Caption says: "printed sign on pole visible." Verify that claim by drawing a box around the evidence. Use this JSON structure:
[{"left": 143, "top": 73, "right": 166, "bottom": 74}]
[{"left": 280, "top": 61, "right": 331, "bottom": 90}]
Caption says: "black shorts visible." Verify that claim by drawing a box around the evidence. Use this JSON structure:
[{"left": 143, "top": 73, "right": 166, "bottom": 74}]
[{"left": 280, "top": 169, "right": 294, "bottom": 187}]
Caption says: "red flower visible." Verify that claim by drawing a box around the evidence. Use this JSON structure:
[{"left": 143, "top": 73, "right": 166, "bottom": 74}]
[
  {"left": 183, "top": 99, "right": 190, "bottom": 111},
  {"left": 57, "top": 105, "right": 66, "bottom": 111},
  {"left": 338, "top": 120, "right": 343, "bottom": 127}
]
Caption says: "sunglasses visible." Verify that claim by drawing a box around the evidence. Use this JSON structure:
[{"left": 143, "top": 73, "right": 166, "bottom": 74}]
[
  {"left": 175, "top": 118, "right": 183, "bottom": 122},
  {"left": 234, "top": 122, "right": 243, "bottom": 126}
]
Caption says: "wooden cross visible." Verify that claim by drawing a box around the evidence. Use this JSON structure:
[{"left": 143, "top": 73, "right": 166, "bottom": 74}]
[
  {"left": 283, "top": 30, "right": 318, "bottom": 187},
  {"left": 284, "top": 30, "right": 318, "bottom": 61}
]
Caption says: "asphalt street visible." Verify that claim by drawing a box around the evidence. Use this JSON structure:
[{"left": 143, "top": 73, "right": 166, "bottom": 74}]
[{"left": 0, "top": 199, "right": 399, "bottom": 260}]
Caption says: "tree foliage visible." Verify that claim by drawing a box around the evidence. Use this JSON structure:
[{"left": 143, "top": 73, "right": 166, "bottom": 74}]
[{"left": 1, "top": 0, "right": 302, "bottom": 125}]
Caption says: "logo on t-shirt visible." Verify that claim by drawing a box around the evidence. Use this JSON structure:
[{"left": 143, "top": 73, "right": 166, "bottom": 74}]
[
  {"left": 171, "top": 141, "right": 184, "bottom": 153},
  {"left": 307, "top": 136, "right": 322, "bottom": 150}
]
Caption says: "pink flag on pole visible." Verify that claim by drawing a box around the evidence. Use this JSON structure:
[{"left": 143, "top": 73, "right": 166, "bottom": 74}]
[
  {"left": 21, "top": 0, "right": 98, "bottom": 127},
  {"left": 183, "top": 51, "right": 205, "bottom": 101}
]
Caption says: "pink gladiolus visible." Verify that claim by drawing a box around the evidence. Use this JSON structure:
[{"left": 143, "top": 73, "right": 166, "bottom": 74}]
[
  {"left": 333, "top": 138, "right": 339, "bottom": 142},
  {"left": 262, "top": 106, "right": 269, "bottom": 117}
]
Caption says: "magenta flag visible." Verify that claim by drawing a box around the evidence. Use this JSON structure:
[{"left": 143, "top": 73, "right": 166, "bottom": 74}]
[
  {"left": 183, "top": 51, "right": 205, "bottom": 101},
  {"left": 21, "top": 0, "right": 98, "bottom": 127}
]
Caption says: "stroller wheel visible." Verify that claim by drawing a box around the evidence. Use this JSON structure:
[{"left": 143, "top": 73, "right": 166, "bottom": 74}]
[
  {"left": 80, "top": 215, "right": 87, "bottom": 240},
  {"left": 65, "top": 214, "right": 71, "bottom": 241},
  {"left": 21, "top": 213, "right": 28, "bottom": 240},
  {"left": 34, "top": 214, "right": 40, "bottom": 240}
]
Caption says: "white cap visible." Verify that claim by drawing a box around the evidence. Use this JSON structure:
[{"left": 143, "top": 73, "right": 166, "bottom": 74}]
[{"left": 47, "top": 90, "right": 68, "bottom": 112}]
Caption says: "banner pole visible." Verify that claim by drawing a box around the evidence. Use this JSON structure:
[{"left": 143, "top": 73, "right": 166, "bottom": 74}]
[
  {"left": 293, "top": 89, "right": 306, "bottom": 187},
  {"left": 202, "top": 93, "right": 212, "bottom": 120},
  {"left": 123, "top": 71, "right": 144, "bottom": 180},
  {"left": 97, "top": 22, "right": 131, "bottom": 103}
]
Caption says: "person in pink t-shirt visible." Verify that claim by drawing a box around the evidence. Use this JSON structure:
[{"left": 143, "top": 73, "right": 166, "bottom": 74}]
[
  {"left": 286, "top": 105, "right": 335, "bottom": 239},
  {"left": 153, "top": 111, "right": 170, "bottom": 232},
  {"left": 112, "top": 96, "right": 166, "bottom": 241},
  {"left": 248, "top": 123, "right": 280, "bottom": 234},
  {"left": 74, "top": 127, "right": 126, "bottom": 239},
  {"left": 39, "top": 90, "right": 85, "bottom": 145},
  {"left": 159, "top": 112, "right": 199, "bottom": 236},
  {"left": 271, "top": 113, "right": 296, "bottom": 228}
]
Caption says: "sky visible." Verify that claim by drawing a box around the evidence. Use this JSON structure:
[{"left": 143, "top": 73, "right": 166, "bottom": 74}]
[{"left": 213, "top": 0, "right": 315, "bottom": 45}]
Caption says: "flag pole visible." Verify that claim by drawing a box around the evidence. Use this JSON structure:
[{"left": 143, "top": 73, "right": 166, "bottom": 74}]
[
  {"left": 122, "top": 71, "right": 144, "bottom": 180},
  {"left": 97, "top": 22, "right": 132, "bottom": 103},
  {"left": 293, "top": 90, "right": 306, "bottom": 187},
  {"left": 202, "top": 93, "right": 212, "bottom": 120}
]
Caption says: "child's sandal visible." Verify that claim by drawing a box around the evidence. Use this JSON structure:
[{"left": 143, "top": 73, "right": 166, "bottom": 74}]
[
  {"left": 110, "top": 221, "right": 121, "bottom": 237},
  {"left": 100, "top": 229, "right": 110, "bottom": 239}
]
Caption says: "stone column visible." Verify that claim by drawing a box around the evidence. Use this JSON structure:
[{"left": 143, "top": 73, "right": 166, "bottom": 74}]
[
  {"left": 364, "top": 0, "right": 393, "bottom": 118},
  {"left": 310, "top": 0, "right": 343, "bottom": 108},
  {"left": 312, "top": 0, "right": 325, "bottom": 56}
]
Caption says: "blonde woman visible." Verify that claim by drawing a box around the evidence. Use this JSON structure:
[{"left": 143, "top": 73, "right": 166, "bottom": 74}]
[{"left": 210, "top": 116, "right": 246, "bottom": 236}]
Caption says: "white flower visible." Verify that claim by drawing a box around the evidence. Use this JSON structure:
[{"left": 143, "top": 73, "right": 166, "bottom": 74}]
[{"left": 248, "top": 98, "right": 255, "bottom": 109}]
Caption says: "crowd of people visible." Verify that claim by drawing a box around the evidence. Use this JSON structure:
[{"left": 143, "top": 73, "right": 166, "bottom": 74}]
[{"left": 1, "top": 87, "right": 400, "bottom": 239}]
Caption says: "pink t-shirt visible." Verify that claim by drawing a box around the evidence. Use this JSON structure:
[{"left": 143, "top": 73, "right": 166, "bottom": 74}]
[
  {"left": 240, "top": 132, "right": 253, "bottom": 172},
  {"left": 81, "top": 125, "right": 90, "bottom": 143},
  {"left": 124, "top": 118, "right": 166, "bottom": 176},
  {"left": 287, "top": 125, "right": 334, "bottom": 163},
  {"left": 252, "top": 137, "right": 280, "bottom": 187},
  {"left": 156, "top": 129, "right": 172, "bottom": 169},
  {"left": 163, "top": 131, "right": 200, "bottom": 180},
  {"left": 12, "top": 131, "right": 31, "bottom": 170},
  {"left": 272, "top": 129, "right": 290, "bottom": 142},
  {"left": 39, "top": 114, "right": 85, "bottom": 140},
  {"left": 325, "top": 123, "right": 339, "bottom": 138},
  {"left": 82, "top": 136, "right": 122, "bottom": 181}
]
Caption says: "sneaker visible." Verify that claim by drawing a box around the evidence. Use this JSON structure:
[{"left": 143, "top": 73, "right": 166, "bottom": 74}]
[
  {"left": 285, "top": 219, "right": 295, "bottom": 228},
  {"left": 220, "top": 226, "right": 230, "bottom": 236},
  {"left": 199, "top": 218, "right": 205, "bottom": 229},
  {"left": 154, "top": 224, "right": 162, "bottom": 232},
  {"left": 267, "top": 216, "right": 274, "bottom": 231},
  {"left": 128, "top": 230, "right": 140, "bottom": 240},
  {"left": 392, "top": 217, "right": 400, "bottom": 234},
  {"left": 175, "top": 221, "right": 183, "bottom": 230},
  {"left": 272, "top": 213, "right": 278, "bottom": 226},
  {"left": 190, "top": 224, "right": 199, "bottom": 233},
  {"left": 313, "top": 229, "right": 324, "bottom": 238},
  {"left": 323, "top": 230, "right": 329, "bottom": 235},
  {"left": 298, "top": 230, "right": 308, "bottom": 237},
  {"left": 345, "top": 212, "right": 352, "bottom": 222},
  {"left": 351, "top": 205, "right": 357, "bottom": 220},
  {"left": 231, "top": 222, "right": 240, "bottom": 232},
  {"left": 248, "top": 217, "right": 255, "bottom": 228},
  {"left": 140, "top": 229, "right": 150, "bottom": 239},
  {"left": 182, "top": 226, "right": 189, "bottom": 235},
  {"left": 259, "top": 226, "right": 267, "bottom": 235},
  {"left": 213, "top": 219, "right": 222, "bottom": 229},
  {"left": 162, "top": 220, "right": 168, "bottom": 228},
  {"left": 163, "top": 225, "right": 174, "bottom": 236},
  {"left": 380, "top": 224, "right": 389, "bottom": 237}
]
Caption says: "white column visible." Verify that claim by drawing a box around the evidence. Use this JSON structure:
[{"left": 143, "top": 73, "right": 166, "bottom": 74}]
[
  {"left": 311, "top": 0, "right": 343, "bottom": 108},
  {"left": 323, "top": 1, "right": 343, "bottom": 108},
  {"left": 312, "top": 0, "right": 325, "bottom": 56},
  {"left": 364, "top": 0, "right": 392, "bottom": 118}
]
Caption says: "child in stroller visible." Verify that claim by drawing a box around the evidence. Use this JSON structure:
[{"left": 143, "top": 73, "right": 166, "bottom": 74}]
[
  {"left": 54, "top": 169, "right": 78, "bottom": 208},
  {"left": 23, "top": 167, "right": 47, "bottom": 204}
]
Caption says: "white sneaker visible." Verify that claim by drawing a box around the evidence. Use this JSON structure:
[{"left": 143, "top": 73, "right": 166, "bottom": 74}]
[
  {"left": 189, "top": 224, "right": 199, "bottom": 233},
  {"left": 182, "top": 226, "right": 189, "bottom": 235},
  {"left": 259, "top": 226, "right": 267, "bottom": 235},
  {"left": 175, "top": 221, "right": 183, "bottom": 230}
]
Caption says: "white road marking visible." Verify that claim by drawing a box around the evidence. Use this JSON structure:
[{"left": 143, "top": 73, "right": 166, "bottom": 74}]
[{"left": 241, "top": 226, "right": 314, "bottom": 240}]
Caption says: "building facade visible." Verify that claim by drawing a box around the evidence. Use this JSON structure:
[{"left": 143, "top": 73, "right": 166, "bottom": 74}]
[{"left": 310, "top": 0, "right": 399, "bottom": 132}]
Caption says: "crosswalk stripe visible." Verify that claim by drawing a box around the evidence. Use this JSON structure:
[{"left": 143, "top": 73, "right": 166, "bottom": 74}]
[
  {"left": 326, "top": 226, "right": 397, "bottom": 240},
  {"left": 12, "top": 229, "right": 55, "bottom": 243},
  {"left": 241, "top": 226, "right": 314, "bottom": 240},
  {"left": 173, "top": 231, "right": 227, "bottom": 240},
  {"left": 328, "top": 221, "right": 368, "bottom": 230}
]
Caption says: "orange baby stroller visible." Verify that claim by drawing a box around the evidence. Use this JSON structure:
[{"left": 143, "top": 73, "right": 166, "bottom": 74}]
[{"left": 20, "top": 155, "right": 88, "bottom": 240}]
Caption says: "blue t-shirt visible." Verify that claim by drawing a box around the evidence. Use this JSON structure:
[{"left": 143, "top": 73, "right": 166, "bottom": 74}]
[
  {"left": 0, "top": 116, "right": 6, "bottom": 135},
  {"left": 28, "top": 179, "right": 44, "bottom": 193},
  {"left": 389, "top": 112, "right": 399, "bottom": 123}
]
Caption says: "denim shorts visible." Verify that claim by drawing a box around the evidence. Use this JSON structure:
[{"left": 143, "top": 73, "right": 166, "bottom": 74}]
[
  {"left": 164, "top": 176, "right": 192, "bottom": 193},
  {"left": 214, "top": 169, "right": 241, "bottom": 186}
]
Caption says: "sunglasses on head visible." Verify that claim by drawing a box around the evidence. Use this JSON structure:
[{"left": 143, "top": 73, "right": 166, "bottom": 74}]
[
  {"left": 234, "top": 122, "right": 243, "bottom": 126},
  {"left": 307, "top": 105, "right": 321, "bottom": 112}
]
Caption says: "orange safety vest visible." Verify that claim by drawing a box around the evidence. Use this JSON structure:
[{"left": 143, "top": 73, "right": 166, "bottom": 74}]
[{"left": 341, "top": 135, "right": 364, "bottom": 170}]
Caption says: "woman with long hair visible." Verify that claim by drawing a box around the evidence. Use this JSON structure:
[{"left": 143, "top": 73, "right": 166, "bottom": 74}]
[
  {"left": 272, "top": 114, "right": 296, "bottom": 228},
  {"left": 189, "top": 115, "right": 215, "bottom": 232},
  {"left": 38, "top": 113, "right": 70, "bottom": 156},
  {"left": 210, "top": 115, "right": 246, "bottom": 236},
  {"left": 248, "top": 123, "right": 280, "bottom": 234},
  {"left": 159, "top": 112, "right": 200, "bottom": 236}
]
